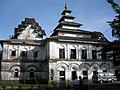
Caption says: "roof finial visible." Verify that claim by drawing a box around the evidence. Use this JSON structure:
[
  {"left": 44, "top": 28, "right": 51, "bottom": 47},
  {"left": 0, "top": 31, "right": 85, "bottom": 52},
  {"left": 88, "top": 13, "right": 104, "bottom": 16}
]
[{"left": 65, "top": 3, "right": 68, "bottom": 10}]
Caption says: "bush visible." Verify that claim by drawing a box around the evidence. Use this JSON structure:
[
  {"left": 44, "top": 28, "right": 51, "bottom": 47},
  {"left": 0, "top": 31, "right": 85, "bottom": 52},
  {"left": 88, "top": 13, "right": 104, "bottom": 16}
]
[
  {"left": 66, "top": 80, "right": 72, "bottom": 89},
  {"left": 51, "top": 80, "right": 57, "bottom": 86}
]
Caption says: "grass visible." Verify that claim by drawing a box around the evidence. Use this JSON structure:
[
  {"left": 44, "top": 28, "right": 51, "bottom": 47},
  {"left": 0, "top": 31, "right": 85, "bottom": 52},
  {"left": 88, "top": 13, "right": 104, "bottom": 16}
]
[{"left": 0, "top": 81, "right": 120, "bottom": 90}]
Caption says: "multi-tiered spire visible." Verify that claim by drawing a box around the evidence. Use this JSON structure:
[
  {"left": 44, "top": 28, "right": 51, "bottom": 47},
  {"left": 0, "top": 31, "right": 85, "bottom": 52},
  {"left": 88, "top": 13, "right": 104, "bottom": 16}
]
[{"left": 54, "top": 4, "right": 82, "bottom": 31}]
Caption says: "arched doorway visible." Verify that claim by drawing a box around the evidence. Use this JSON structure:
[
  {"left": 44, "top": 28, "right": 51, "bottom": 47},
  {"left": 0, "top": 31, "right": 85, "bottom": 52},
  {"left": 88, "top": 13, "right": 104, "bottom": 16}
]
[
  {"left": 71, "top": 66, "right": 79, "bottom": 80},
  {"left": 14, "top": 69, "right": 19, "bottom": 78},
  {"left": 56, "top": 63, "right": 68, "bottom": 81},
  {"left": 80, "top": 63, "right": 90, "bottom": 80},
  {"left": 30, "top": 69, "right": 34, "bottom": 78},
  {"left": 59, "top": 66, "right": 66, "bottom": 80}
]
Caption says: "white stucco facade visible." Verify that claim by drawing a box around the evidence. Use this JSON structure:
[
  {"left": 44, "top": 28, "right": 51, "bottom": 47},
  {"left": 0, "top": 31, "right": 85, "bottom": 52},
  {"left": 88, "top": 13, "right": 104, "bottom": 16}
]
[
  {"left": 48, "top": 5, "right": 115, "bottom": 83},
  {"left": 0, "top": 6, "right": 115, "bottom": 84},
  {"left": 0, "top": 18, "right": 48, "bottom": 83},
  {"left": 48, "top": 41, "right": 114, "bottom": 82}
]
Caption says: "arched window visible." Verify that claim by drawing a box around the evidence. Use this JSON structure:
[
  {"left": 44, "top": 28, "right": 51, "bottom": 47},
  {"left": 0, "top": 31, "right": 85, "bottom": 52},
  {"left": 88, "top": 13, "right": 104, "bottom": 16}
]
[
  {"left": 93, "top": 71, "right": 98, "bottom": 76},
  {"left": 59, "top": 67, "right": 65, "bottom": 80},
  {"left": 14, "top": 69, "right": 19, "bottom": 78},
  {"left": 83, "top": 70, "right": 88, "bottom": 80},
  {"left": 30, "top": 69, "right": 34, "bottom": 78}
]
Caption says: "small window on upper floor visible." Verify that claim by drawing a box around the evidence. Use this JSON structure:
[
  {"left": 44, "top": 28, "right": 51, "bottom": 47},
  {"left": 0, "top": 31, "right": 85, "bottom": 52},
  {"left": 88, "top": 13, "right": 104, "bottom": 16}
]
[
  {"left": 81, "top": 49, "right": 87, "bottom": 59},
  {"left": 20, "top": 51, "right": 27, "bottom": 60},
  {"left": 92, "top": 50, "right": 97, "bottom": 59},
  {"left": 21, "top": 51, "right": 27, "bottom": 57},
  {"left": 70, "top": 49, "right": 76, "bottom": 59},
  {"left": 11, "top": 50, "right": 16, "bottom": 56},
  {"left": 33, "top": 51, "right": 38, "bottom": 58},
  {"left": 59, "top": 49, "right": 65, "bottom": 59},
  {"left": 102, "top": 51, "right": 107, "bottom": 59}
]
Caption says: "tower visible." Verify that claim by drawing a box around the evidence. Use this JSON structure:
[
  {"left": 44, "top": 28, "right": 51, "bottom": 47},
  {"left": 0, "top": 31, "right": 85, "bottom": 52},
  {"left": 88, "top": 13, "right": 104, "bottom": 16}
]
[{"left": 51, "top": 4, "right": 82, "bottom": 37}]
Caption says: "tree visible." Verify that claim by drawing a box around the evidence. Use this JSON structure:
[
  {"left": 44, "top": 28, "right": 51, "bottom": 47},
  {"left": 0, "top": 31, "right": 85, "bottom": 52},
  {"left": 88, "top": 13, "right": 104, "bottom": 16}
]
[
  {"left": 107, "top": 0, "right": 120, "bottom": 40},
  {"left": 98, "top": 0, "right": 120, "bottom": 69},
  {"left": 99, "top": 0, "right": 120, "bottom": 66}
]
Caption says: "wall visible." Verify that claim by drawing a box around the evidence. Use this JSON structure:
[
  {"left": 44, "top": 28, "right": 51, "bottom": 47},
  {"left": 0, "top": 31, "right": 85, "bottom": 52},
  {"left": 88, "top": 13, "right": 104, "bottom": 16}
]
[
  {"left": 2, "top": 43, "right": 46, "bottom": 61},
  {"left": 49, "top": 41, "right": 101, "bottom": 60},
  {"left": 1, "top": 41, "right": 48, "bottom": 82},
  {"left": 48, "top": 40, "right": 114, "bottom": 82}
]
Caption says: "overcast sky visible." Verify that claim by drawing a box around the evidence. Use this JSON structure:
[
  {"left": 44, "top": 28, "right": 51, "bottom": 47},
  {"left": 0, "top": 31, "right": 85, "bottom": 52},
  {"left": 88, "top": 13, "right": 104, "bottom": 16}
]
[{"left": 0, "top": 0, "right": 120, "bottom": 41}]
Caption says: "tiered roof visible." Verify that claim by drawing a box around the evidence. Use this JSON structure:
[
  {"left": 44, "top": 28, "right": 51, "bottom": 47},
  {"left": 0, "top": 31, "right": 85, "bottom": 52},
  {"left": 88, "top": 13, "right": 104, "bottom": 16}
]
[
  {"left": 13, "top": 18, "right": 46, "bottom": 39},
  {"left": 53, "top": 4, "right": 82, "bottom": 31},
  {"left": 50, "top": 4, "right": 108, "bottom": 43}
]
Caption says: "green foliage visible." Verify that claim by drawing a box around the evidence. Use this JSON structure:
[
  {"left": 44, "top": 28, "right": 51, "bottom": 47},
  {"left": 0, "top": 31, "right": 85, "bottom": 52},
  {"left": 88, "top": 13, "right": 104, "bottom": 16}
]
[
  {"left": 108, "top": 15, "right": 120, "bottom": 40},
  {"left": 107, "top": 0, "right": 120, "bottom": 14},
  {"left": 107, "top": 0, "right": 120, "bottom": 40},
  {"left": 101, "top": 0, "right": 120, "bottom": 66}
]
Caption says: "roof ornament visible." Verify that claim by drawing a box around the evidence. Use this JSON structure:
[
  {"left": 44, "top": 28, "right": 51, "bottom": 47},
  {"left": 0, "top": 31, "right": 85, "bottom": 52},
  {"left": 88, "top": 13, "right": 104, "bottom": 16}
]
[{"left": 65, "top": 3, "right": 68, "bottom": 10}]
